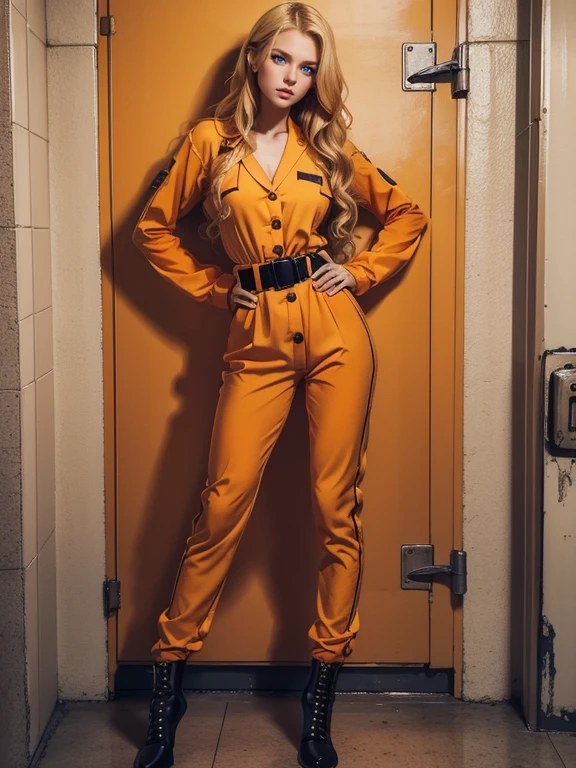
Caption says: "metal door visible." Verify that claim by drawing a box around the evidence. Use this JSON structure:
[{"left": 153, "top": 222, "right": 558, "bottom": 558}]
[{"left": 98, "top": 0, "right": 463, "bottom": 690}]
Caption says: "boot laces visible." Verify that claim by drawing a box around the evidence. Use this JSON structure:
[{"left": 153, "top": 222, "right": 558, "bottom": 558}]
[
  {"left": 308, "top": 662, "right": 339, "bottom": 743},
  {"left": 147, "top": 662, "right": 174, "bottom": 743}
]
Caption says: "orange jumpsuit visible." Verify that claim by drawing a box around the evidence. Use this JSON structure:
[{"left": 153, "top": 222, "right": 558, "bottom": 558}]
[{"left": 133, "top": 115, "right": 427, "bottom": 664}]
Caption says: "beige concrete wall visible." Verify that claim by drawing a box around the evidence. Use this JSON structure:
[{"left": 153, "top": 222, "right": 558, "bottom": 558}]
[
  {"left": 461, "top": 0, "right": 521, "bottom": 701},
  {"left": 540, "top": 0, "right": 576, "bottom": 721},
  {"left": 46, "top": 0, "right": 108, "bottom": 701}
]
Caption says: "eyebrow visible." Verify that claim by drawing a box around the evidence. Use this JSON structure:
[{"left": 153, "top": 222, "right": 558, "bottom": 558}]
[{"left": 272, "top": 48, "right": 318, "bottom": 66}]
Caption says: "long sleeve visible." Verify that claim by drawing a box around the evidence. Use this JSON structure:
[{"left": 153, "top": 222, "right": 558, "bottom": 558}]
[
  {"left": 132, "top": 124, "right": 235, "bottom": 310},
  {"left": 342, "top": 140, "right": 428, "bottom": 296}
]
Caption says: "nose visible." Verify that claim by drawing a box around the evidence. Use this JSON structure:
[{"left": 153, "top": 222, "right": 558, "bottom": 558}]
[{"left": 284, "top": 68, "right": 297, "bottom": 86}]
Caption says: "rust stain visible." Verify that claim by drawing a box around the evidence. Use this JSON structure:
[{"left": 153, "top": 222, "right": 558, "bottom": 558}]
[
  {"left": 550, "top": 457, "right": 576, "bottom": 503},
  {"left": 540, "top": 615, "right": 556, "bottom": 717}
]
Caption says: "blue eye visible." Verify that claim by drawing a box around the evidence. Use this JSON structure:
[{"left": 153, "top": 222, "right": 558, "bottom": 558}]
[{"left": 271, "top": 54, "right": 316, "bottom": 77}]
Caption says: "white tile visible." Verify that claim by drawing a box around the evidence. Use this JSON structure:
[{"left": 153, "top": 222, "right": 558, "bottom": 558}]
[
  {"left": 16, "top": 227, "right": 33, "bottom": 320},
  {"left": 32, "top": 229, "right": 52, "bottom": 312},
  {"left": 12, "top": 0, "right": 27, "bottom": 19},
  {"left": 10, "top": 5, "right": 29, "bottom": 128},
  {"left": 12, "top": 124, "right": 31, "bottom": 227},
  {"left": 36, "top": 370, "right": 55, "bottom": 551},
  {"left": 38, "top": 531, "right": 57, "bottom": 735},
  {"left": 24, "top": 556, "right": 40, "bottom": 755},
  {"left": 27, "top": 28, "right": 48, "bottom": 140},
  {"left": 34, "top": 306, "right": 53, "bottom": 378},
  {"left": 29, "top": 133, "right": 50, "bottom": 228},
  {"left": 27, "top": 0, "right": 46, "bottom": 43},
  {"left": 19, "top": 313, "right": 35, "bottom": 386},
  {"left": 21, "top": 381, "right": 37, "bottom": 567}
]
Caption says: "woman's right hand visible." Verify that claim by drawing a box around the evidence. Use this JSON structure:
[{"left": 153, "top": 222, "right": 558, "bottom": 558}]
[{"left": 227, "top": 274, "right": 259, "bottom": 314}]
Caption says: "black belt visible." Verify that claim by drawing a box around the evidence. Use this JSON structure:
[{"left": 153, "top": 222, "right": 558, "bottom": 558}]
[{"left": 238, "top": 253, "right": 327, "bottom": 293}]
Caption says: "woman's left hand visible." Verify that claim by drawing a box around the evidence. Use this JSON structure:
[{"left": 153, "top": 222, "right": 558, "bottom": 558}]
[
  {"left": 312, "top": 261, "right": 357, "bottom": 296},
  {"left": 311, "top": 251, "right": 358, "bottom": 296}
]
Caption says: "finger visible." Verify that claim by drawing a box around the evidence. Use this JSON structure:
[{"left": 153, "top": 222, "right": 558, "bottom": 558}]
[
  {"left": 234, "top": 289, "right": 258, "bottom": 304},
  {"left": 326, "top": 277, "right": 347, "bottom": 295},
  {"left": 234, "top": 297, "right": 256, "bottom": 309},
  {"left": 236, "top": 287, "right": 257, "bottom": 298},
  {"left": 314, "top": 270, "right": 342, "bottom": 291},
  {"left": 312, "top": 265, "right": 338, "bottom": 287},
  {"left": 311, "top": 264, "right": 331, "bottom": 281}
]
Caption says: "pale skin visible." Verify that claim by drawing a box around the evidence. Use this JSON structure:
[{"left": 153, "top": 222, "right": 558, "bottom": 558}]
[{"left": 228, "top": 28, "right": 357, "bottom": 313}]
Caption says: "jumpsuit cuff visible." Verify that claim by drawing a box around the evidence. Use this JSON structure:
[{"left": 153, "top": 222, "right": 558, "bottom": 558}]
[
  {"left": 210, "top": 272, "right": 236, "bottom": 311},
  {"left": 342, "top": 261, "right": 372, "bottom": 296}
]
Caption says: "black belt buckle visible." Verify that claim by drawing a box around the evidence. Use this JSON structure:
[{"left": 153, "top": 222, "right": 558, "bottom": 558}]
[{"left": 270, "top": 256, "right": 297, "bottom": 290}]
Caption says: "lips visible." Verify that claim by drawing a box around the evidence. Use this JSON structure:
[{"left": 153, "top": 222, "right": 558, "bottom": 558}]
[{"left": 277, "top": 88, "right": 294, "bottom": 95}]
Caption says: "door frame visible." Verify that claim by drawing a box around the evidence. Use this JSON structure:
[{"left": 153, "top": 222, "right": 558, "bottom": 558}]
[{"left": 98, "top": 0, "right": 467, "bottom": 696}]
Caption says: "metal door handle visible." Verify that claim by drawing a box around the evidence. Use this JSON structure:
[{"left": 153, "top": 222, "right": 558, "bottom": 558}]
[
  {"left": 405, "top": 44, "right": 469, "bottom": 99},
  {"left": 401, "top": 546, "right": 467, "bottom": 594}
]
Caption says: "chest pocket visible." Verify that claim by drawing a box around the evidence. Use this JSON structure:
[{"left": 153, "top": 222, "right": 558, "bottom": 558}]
[
  {"left": 296, "top": 169, "right": 333, "bottom": 202},
  {"left": 220, "top": 162, "right": 240, "bottom": 199},
  {"left": 296, "top": 169, "right": 333, "bottom": 236}
]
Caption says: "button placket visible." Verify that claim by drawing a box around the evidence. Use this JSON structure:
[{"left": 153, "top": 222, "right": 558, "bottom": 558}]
[
  {"left": 285, "top": 288, "right": 307, "bottom": 371},
  {"left": 266, "top": 191, "right": 284, "bottom": 260}
]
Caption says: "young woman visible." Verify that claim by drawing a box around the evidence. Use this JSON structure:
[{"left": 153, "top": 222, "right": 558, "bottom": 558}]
[{"left": 132, "top": 3, "right": 427, "bottom": 767}]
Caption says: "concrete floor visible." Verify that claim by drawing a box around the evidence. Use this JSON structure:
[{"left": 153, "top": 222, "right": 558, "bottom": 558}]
[{"left": 32, "top": 693, "right": 576, "bottom": 768}]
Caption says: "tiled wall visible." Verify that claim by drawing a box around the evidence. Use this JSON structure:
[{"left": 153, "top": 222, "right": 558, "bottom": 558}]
[{"left": 0, "top": 0, "right": 57, "bottom": 763}]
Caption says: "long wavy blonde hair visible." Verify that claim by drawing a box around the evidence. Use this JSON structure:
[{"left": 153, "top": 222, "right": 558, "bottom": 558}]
[{"left": 196, "top": 2, "right": 359, "bottom": 264}]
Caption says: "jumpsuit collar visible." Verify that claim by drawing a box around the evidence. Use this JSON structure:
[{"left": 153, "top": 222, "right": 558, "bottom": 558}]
[{"left": 241, "top": 115, "right": 308, "bottom": 193}]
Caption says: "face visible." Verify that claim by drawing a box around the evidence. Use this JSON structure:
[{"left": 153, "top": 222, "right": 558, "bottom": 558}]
[{"left": 252, "top": 28, "right": 320, "bottom": 108}]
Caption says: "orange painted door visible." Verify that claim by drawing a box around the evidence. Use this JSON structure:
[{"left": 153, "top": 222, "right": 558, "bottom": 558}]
[{"left": 100, "top": 0, "right": 461, "bottom": 669}]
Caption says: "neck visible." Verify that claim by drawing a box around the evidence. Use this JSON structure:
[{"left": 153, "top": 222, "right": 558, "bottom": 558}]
[{"left": 252, "top": 101, "right": 291, "bottom": 135}]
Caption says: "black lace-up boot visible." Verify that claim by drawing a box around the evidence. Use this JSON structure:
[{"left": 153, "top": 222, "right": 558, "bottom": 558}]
[
  {"left": 133, "top": 659, "right": 188, "bottom": 768},
  {"left": 297, "top": 657, "right": 343, "bottom": 768}
]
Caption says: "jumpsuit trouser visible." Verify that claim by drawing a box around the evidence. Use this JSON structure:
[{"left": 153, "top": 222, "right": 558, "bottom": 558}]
[{"left": 151, "top": 269, "right": 378, "bottom": 664}]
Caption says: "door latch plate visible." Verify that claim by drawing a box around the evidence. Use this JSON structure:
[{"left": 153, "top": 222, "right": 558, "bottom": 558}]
[
  {"left": 402, "top": 43, "right": 437, "bottom": 92},
  {"left": 402, "top": 544, "right": 434, "bottom": 589},
  {"left": 402, "top": 545, "right": 467, "bottom": 594}
]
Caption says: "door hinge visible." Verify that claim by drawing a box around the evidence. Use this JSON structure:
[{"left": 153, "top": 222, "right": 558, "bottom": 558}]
[
  {"left": 99, "top": 15, "right": 116, "bottom": 36},
  {"left": 401, "top": 545, "right": 467, "bottom": 594},
  {"left": 103, "top": 578, "right": 121, "bottom": 617},
  {"left": 403, "top": 42, "right": 469, "bottom": 99}
]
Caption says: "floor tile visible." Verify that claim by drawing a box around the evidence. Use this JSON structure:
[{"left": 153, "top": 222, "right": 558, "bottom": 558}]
[
  {"left": 213, "top": 697, "right": 300, "bottom": 768},
  {"left": 36, "top": 698, "right": 226, "bottom": 768},
  {"left": 35, "top": 694, "right": 572, "bottom": 768},
  {"left": 549, "top": 733, "right": 576, "bottom": 768},
  {"left": 421, "top": 700, "right": 565, "bottom": 768}
]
